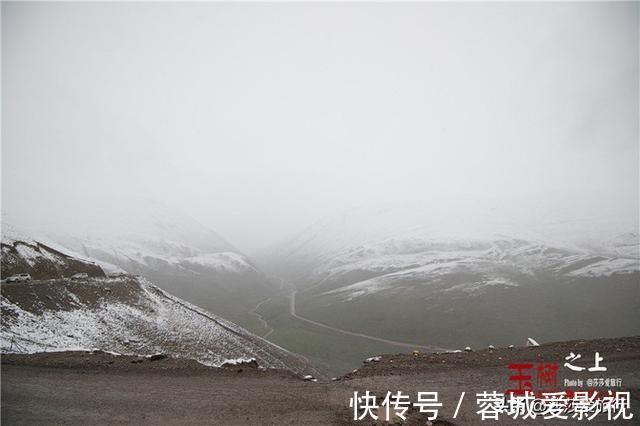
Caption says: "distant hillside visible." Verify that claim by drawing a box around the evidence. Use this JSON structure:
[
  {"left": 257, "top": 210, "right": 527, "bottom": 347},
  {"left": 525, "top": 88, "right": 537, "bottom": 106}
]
[{"left": 272, "top": 202, "right": 640, "bottom": 350}]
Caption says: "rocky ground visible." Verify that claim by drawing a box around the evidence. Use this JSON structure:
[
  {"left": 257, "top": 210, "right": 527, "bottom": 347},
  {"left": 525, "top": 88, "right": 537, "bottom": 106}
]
[
  {"left": 2, "top": 336, "right": 639, "bottom": 425},
  {"left": 340, "top": 336, "right": 640, "bottom": 378}
]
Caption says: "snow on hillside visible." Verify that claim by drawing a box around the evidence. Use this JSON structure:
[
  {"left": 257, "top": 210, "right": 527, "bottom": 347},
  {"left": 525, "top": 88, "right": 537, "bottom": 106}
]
[
  {"left": 3, "top": 221, "right": 123, "bottom": 275},
  {"left": 1, "top": 276, "right": 312, "bottom": 374},
  {"left": 2, "top": 237, "right": 106, "bottom": 281},
  {"left": 3, "top": 198, "right": 247, "bottom": 279},
  {"left": 275, "top": 201, "right": 639, "bottom": 293},
  {"left": 306, "top": 235, "right": 639, "bottom": 300},
  {"left": 180, "top": 252, "right": 258, "bottom": 274},
  {"left": 53, "top": 234, "right": 263, "bottom": 283},
  {"left": 41, "top": 197, "right": 232, "bottom": 254},
  {"left": 277, "top": 200, "right": 638, "bottom": 265},
  {"left": 567, "top": 258, "right": 640, "bottom": 277}
]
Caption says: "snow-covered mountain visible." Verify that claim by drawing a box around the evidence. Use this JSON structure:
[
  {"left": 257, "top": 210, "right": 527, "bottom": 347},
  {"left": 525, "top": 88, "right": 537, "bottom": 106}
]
[
  {"left": 1, "top": 224, "right": 107, "bottom": 280},
  {"left": 3, "top": 199, "right": 277, "bottom": 326},
  {"left": 304, "top": 235, "right": 639, "bottom": 299},
  {"left": 273, "top": 201, "right": 640, "bottom": 349},
  {"left": 273, "top": 200, "right": 639, "bottom": 284},
  {"left": 39, "top": 199, "right": 249, "bottom": 276},
  {"left": 0, "top": 234, "right": 315, "bottom": 376}
]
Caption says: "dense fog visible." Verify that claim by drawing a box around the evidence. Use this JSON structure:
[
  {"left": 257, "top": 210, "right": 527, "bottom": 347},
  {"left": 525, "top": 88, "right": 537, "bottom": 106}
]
[{"left": 3, "top": 2, "right": 638, "bottom": 253}]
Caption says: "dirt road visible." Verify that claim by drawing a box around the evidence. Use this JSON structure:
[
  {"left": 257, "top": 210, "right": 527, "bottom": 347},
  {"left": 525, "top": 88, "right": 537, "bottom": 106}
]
[
  {"left": 2, "top": 363, "right": 349, "bottom": 425},
  {"left": 3, "top": 337, "right": 639, "bottom": 425},
  {"left": 289, "top": 291, "right": 445, "bottom": 352},
  {"left": 248, "top": 297, "right": 275, "bottom": 338}
]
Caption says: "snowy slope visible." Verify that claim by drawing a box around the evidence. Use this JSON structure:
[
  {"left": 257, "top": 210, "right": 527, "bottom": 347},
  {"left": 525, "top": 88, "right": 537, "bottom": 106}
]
[
  {"left": 41, "top": 199, "right": 236, "bottom": 274},
  {"left": 0, "top": 276, "right": 313, "bottom": 374},
  {"left": 60, "top": 234, "right": 259, "bottom": 279},
  {"left": 1, "top": 224, "right": 106, "bottom": 280},
  {"left": 179, "top": 252, "right": 259, "bottom": 274},
  {"left": 21, "top": 200, "right": 273, "bottom": 304},
  {"left": 311, "top": 236, "right": 640, "bottom": 300},
  {"left": 274, "top": 201, "right": 639, "bottom": 290},
  {"left": 315, "top": 237, "right": 639, "bottom": 300},
  {"left": 3, "top": 198, "right": 245, "bottom": 279}
]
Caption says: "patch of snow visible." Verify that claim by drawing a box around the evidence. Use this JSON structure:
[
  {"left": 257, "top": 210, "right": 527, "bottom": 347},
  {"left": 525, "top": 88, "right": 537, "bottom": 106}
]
[
  {"left": 94, "top": 259, "right": 126, "bottom": 275},
  {"left": 567, "top": 258, "right": 639, "bottom": 277},
  {"left": 221, "top": 357, "right": 256, "bottom": 366},
  {"left": 443, "top": 278, "right": 519, "bottom": 294},
  {"left": 180, "top": 252, "right": 256, "bottom": 273},
  {"left": 14, "top": 244, "right": 42, "bottom": 267},
  {"left": 526, "top": 338, "right": 540, "bottom": 347}
]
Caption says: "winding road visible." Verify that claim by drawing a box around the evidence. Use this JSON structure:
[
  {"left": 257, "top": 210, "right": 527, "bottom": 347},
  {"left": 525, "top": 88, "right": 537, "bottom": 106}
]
[
  {"left": 248, "top": 298, "right": 274, "bottom": 339},
  {"left": 289, "top": 290, "right": 445, "bottom": 352}
]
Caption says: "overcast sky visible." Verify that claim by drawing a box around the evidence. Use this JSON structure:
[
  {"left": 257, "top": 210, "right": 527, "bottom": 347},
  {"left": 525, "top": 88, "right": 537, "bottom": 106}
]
[{"left": 2, "top": 2, "right": 638, "bottom": 253}]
